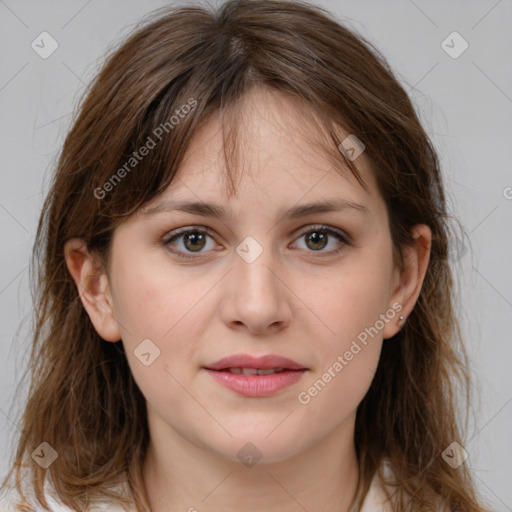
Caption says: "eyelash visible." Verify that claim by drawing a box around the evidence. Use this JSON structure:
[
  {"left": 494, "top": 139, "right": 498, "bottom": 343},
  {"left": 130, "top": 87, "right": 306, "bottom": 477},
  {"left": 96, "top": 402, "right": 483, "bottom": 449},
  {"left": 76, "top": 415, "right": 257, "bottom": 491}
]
[{"left": 163, "top": 224, "right": 350, "bottom": 260}]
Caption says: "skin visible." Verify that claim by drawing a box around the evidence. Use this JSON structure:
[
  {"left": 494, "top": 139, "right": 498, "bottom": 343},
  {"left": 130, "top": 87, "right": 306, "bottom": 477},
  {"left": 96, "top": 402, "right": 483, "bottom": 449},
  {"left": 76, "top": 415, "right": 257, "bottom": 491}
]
[{"left": 65, "top": 87, "right": 431, "bottom": 512}]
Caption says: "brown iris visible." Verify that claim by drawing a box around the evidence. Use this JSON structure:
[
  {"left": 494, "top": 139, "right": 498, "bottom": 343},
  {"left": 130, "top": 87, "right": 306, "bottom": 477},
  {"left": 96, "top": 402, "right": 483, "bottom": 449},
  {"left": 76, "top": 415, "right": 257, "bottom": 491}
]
[
  {"left": 305, "top": 231, "right": 328, "bottom": 251},
  {"left": 183, "top": 231, "right": 207, "bottom": 252}
]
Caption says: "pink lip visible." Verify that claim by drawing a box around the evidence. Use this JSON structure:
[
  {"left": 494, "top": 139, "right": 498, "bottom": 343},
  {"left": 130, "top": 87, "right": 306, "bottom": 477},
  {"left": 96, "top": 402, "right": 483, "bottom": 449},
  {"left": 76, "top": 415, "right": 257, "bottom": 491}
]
[
  {"left": 203, "top": 353, "right": 308, "bottom": 398},
  {"left": 204, "top": 353, "right": 307, "bottom": 371},
  {"left": 204, "top": 368, "right": 307, "bottom": 397}
]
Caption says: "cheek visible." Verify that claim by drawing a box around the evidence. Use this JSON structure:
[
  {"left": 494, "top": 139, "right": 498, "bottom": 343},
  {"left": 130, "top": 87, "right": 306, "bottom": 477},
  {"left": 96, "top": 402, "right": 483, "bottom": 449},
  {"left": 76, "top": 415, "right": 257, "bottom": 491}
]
[
  {"left": 295, "top": 247, "right": 393, "bottom": 410},
  {"left": 305, "top": 253, "right": 393, "bottom": 346},
  {"left": 110, "top": 259, "right": 208, "bottom": 406},
  {"left": 111, "top": 251, "right": 201, "bottom": 341},
  {"left": 295, "top": 345, "right": 381, "bottom": 447},
  {"left": 295, "top": 281, "right": 387, "bottom": 439},
  {"left": 304, "top": 274, "right": 385, "bottom": 391},
  {"left": 110, "top": 250, "right": 228, "bottom": 379}
]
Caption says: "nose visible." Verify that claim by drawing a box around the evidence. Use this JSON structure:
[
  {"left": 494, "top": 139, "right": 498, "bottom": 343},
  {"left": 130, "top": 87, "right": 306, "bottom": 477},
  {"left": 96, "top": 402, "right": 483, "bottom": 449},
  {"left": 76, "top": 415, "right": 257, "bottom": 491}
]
[{"left": 219, "top": 243, "right": 292, "bottom": 335}]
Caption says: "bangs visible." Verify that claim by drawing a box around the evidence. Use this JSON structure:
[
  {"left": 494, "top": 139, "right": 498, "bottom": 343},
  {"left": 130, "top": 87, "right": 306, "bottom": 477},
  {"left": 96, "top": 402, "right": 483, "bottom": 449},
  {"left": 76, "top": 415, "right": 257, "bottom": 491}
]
[{"left": 92, "top": 76, "right": 368, "bottom": 233}]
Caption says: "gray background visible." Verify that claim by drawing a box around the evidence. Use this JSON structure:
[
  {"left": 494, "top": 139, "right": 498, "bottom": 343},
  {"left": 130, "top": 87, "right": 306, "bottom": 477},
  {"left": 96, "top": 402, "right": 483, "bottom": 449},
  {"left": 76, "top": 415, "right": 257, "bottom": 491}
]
[{"left": 0, "top": 0, "right": 511, "bottom": 510}]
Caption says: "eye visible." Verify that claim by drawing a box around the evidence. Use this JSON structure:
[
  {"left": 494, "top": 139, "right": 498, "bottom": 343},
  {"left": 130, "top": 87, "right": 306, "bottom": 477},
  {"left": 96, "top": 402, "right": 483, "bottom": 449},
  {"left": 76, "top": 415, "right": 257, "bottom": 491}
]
[
  {"left": 291, "top": 224, "right": 349, "bottom": 256},
  {"left": 163, "top": 224, "right": 349, "bottom": 260},
  {"left": 163, "top": 227, "right": 218, "bottom": 259}
]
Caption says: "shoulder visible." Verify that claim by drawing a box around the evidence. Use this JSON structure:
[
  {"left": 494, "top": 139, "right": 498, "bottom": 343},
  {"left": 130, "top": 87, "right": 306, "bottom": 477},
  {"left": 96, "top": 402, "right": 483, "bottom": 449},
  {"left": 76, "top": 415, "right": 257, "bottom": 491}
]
[
  {"left": 1, "top": 484, "right": 70, "bottom": 512},
  {"left": 359, "top": 464, "right": 394, "bottom": 512},
  {"left": 0, "top": 474, "right": 134, "bottom": 512},
  {"left": 360, "top": 460, "right": 451, "bottom": 512}
]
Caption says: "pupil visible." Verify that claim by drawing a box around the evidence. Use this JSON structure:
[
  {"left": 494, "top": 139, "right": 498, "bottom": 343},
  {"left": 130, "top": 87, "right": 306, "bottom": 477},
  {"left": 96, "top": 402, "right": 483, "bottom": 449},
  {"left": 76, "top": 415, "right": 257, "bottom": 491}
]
[{"left": 308, "top": 231, "right": 327, "bottom": 250}]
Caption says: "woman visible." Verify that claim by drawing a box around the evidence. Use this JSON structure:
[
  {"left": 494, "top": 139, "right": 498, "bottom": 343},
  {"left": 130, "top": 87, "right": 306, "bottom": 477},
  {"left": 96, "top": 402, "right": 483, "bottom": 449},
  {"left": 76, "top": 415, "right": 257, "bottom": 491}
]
[{"left": 1, "top": 0, "right": 492, "bottom": 510}]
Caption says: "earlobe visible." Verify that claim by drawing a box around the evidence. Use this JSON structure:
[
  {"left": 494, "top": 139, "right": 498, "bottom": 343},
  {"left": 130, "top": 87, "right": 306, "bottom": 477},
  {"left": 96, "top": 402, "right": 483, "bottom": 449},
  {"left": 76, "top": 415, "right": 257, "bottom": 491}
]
[
  {"left": 63, "top": 238, "right": 122, "bottom": 342},
  {"left": 382, "top": 224, "right": 432, "bottom": 340}
]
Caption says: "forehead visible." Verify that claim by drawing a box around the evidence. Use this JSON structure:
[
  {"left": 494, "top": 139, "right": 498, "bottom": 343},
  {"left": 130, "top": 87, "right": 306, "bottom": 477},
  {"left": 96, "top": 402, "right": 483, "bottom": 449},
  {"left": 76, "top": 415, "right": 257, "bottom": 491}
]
[{"left": 143, "top": 86, "right": 384, "bottom": 218}]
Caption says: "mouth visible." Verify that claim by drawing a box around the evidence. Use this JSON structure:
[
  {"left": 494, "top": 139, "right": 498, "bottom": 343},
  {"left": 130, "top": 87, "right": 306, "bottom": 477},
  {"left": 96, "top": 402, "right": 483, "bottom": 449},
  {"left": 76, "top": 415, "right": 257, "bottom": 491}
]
[{"left": 203, "top": 353, "right": 309, "bottom": 397}]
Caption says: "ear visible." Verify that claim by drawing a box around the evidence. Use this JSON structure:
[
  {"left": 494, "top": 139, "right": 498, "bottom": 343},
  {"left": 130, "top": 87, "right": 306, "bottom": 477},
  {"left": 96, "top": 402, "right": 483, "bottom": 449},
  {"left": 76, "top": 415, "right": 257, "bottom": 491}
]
[
  {"left": 64, "top": 238, "right": 122, "bottom": 342},
  {"left": 383, "top": 224, "right": 432, "bottom": 340}
]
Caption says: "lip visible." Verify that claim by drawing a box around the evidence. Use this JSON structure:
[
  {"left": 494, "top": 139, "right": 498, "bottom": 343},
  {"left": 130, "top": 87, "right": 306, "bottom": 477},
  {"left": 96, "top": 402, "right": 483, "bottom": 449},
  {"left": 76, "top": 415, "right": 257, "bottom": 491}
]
[
  {"left": 204, "top": 353, "right": 307, "bottom": 371},
  {"left": 203, "top": 353, "right": 308, "bottom": 398},
  {"left": 203, "top": 368, "right": 307, "bottom": 397}
]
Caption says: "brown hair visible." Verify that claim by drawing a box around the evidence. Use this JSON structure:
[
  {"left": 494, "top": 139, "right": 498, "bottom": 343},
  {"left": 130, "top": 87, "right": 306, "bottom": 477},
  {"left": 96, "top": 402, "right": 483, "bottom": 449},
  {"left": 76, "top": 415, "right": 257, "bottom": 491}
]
[{"left": 2, "top": 0, "right": 491, "bottom": 511}]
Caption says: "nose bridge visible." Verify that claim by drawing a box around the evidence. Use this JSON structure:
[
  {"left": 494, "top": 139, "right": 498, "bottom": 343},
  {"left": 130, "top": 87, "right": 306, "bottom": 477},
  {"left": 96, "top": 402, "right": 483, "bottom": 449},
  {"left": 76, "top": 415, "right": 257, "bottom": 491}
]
[
  {"left": 223, "top": 233, "right": 291, "bottom": 332},
  {"left": 234, "top": 233, "right": 280, "bottom": 299}
]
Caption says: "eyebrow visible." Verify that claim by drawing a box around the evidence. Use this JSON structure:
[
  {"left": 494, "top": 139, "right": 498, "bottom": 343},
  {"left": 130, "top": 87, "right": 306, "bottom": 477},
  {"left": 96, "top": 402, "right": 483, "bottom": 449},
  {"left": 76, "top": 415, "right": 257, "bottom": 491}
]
[{"left": 142, "top": 198, "right": 370, "bottom": 220}]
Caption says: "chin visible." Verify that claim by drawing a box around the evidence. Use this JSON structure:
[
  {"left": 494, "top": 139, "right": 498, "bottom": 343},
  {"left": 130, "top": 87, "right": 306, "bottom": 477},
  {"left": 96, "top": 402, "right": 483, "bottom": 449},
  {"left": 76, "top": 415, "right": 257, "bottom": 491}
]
[{"left": 210, "top": 434, "right": 305, "bottom": 467}]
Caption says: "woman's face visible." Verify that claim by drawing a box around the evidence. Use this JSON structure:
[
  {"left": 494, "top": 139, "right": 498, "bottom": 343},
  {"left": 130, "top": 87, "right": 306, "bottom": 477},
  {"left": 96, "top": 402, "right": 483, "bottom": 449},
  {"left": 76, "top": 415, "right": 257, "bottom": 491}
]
[{"left": 83, "top": 88, "right": 418, "bottom": 464}]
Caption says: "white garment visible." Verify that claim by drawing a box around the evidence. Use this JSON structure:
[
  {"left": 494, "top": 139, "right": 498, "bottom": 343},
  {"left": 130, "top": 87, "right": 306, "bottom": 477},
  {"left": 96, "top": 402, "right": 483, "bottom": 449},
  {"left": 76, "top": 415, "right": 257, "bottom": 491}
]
[{"left": 0, "top": 469, "right": 392, "bottom": 512}]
